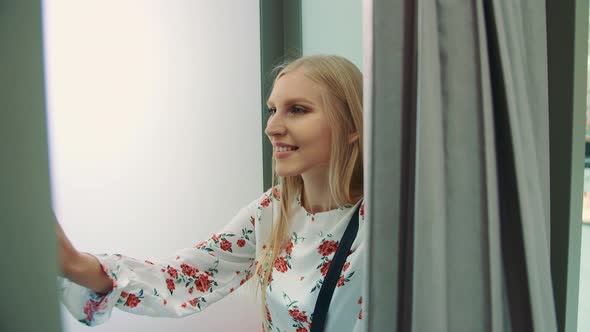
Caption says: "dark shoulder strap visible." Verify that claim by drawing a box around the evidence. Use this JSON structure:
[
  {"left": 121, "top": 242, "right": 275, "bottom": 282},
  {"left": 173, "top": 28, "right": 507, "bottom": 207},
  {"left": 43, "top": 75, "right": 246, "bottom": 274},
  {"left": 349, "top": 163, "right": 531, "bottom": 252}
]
[{"left": 310, "top": 203, "right": 362, "bottom": 332}]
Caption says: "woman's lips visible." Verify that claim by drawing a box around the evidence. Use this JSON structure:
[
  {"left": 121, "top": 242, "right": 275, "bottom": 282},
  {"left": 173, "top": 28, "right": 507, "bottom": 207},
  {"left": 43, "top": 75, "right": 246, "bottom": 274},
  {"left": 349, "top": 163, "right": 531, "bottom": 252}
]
[{"left": 274, "top": 146, "right": 298, "bottom": 159}]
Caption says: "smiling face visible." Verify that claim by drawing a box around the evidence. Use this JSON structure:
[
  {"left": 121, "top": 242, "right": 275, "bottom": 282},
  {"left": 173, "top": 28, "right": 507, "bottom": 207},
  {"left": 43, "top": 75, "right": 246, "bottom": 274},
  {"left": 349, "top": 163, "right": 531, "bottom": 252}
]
[{"left": 264, "top": 68, "right": 332, "bottom": 178}]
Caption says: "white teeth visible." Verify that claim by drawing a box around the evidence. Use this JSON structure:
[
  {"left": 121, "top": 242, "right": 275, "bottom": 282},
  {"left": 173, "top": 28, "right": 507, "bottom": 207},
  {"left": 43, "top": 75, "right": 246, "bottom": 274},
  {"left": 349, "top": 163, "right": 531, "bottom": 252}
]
[{"left": 276, "top": 146, "right": 297, "bottom": 152}]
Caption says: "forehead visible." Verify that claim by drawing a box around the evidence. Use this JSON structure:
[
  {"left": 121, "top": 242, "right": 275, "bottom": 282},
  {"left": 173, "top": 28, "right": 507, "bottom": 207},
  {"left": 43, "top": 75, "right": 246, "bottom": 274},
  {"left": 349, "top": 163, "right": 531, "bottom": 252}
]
[{"left": 267, "top": 68, "right": 324, "bottom": 105}]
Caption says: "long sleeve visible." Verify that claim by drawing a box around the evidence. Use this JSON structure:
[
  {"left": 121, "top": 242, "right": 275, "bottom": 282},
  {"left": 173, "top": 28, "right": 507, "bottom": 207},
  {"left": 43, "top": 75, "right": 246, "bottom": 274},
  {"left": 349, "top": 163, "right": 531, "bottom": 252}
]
[{"left": 59, "top": 193, "right": 263, "bottom": 326}]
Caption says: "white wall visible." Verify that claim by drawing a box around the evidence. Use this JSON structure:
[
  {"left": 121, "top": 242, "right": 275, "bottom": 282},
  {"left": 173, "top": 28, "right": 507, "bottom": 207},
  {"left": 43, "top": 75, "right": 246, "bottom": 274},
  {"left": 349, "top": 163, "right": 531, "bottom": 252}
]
[{"left": 42, "top": 1, "right": 262, "bottom": 331}]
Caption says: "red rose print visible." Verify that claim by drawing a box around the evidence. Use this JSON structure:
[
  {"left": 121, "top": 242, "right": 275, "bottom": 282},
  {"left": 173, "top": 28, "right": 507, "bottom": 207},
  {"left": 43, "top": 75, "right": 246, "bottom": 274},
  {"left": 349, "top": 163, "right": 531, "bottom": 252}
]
[
  {"left": 181, "top": 263, "right": 198, "bottom": 277},
  {"left": 286, "top": 241, "right": 294, "bottom": 255},
  {"left": 83, "top": 299, "right": 99, "bottom": 322},
  {"left": 189, "top": 298, "right": 199, "bottom": 307},
  {"left": 317, "top": 240, "right": 338, "bottom": 256},
  {"left": 337, "top": 276, "right": 345, "bottom": 287},
  {"left": 358, "top": 296, "right": 363, "bottom": 304},
  {"left": 239, "top": 273, "right": 251, "bottom": 285},
  {"left": 274, "top": 256, "right": 288, "bottom": 273},
  {"left": 272, "top": 187, "right": 281, "bottom": 199},
  {"left": 360, "top": 202, "right": 365, "bottom": 218},
  {"left": 220, "top": 239, "right": 232, "bottom": 251},
  {"left": 189, "top": 287, "right": 194, "bottom": 294},
  {"left": 195, "top": 241, "right": 206, "bottom": 249},
  {"left": 288, "top": 309, "right": 309, "bottom": 323},
  {"left": 250, "top": 216, "right": 255, "bottom": 226},
  {"left": 321, "top": 261, "right": 331, "bottom": 277},
  {"left": 296, "top": 328, "right": 308, "bottom": 332},
  {"left": 359, "top": 308, "right": 363, "bottom": 320},
  {"left": 166, "top": 278, "right": 175, "bottom": 292},
  {"left": 195, "top": 273, "right": 211, "bottom": 293},
  {"left": 266, "top": 306, "right": 272, "bottom": 322},
  {"left": 180, "top": 263, "right": 190, "bottom": 275},
  {"left": 120, "top": 291, "right": 128, "bottom": 298},
  {"left": 260, "top": 195, "right": 271, "bottom": 207},
  {"left": 343, "top": 261, "right": 350, "bottom": 272},
  {"left": 125, "top": 294, "right": 141, "bottom": 308},
  {"left": 237, "top": 239, "right": 246, "bottom": 247},
  {"left": 211, "top": 234, "right": 219, "bottom": 242},
  {"left": 144, "top": 260, "right": 154, "bottom": 265},
  {"left": 167, "top": 266, "right": 178, "bottom": 278},
  {"left": 83, "top": 306, "right": 92, "bottom": 322},
  {"left": 181, "top": 303, "right": 187, "bottom": 308}
]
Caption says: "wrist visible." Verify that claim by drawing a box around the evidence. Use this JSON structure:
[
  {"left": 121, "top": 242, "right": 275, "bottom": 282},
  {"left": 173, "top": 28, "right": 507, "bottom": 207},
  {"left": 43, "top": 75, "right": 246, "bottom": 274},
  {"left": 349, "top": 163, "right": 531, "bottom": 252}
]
[
  {"left": 63, "top": 250, "right": 87, "bottom": 281},
  {"left": 72, "top": 253, "right": 114, "bottom": 294}
]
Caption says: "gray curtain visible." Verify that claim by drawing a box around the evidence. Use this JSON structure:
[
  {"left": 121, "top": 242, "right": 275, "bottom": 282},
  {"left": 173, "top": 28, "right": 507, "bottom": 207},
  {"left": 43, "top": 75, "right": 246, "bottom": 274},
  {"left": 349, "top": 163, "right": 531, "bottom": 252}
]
[{"left": 365, "top": 0, "right": 556, "bottom": 331}]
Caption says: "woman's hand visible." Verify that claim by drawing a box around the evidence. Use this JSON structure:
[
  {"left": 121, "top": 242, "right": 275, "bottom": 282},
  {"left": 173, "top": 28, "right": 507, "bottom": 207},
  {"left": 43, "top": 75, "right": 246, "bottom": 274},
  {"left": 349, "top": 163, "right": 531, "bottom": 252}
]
[{"left": 54, "top": 212, "right": 113, "bottom": 294}]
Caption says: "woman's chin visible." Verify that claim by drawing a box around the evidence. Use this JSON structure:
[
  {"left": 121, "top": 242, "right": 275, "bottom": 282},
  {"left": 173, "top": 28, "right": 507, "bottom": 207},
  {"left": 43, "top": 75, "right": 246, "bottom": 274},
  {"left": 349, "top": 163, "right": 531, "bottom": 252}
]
[{"left": 275, "top": 168, "right": 302, "bottom": 178}]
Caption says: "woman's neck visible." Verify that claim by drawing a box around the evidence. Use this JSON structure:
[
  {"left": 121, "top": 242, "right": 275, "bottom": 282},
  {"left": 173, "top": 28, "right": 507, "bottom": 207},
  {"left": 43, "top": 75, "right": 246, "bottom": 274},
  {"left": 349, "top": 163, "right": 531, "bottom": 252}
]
[
  {"left": 301, "top": 187, "right": 335, "bottom": 214},
  {"left": 300, "top": 166, "right": 334, "bottom": 214},
  {"left": 300, "top": 166, "right": 363, "bottom": 214}
]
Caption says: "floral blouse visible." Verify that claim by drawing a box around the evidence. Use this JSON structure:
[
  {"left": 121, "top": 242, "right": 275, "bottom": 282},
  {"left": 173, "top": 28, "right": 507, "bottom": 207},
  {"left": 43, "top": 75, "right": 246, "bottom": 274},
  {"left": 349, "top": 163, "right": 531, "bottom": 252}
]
[{"left": 59, "top": 187, "right": 367, "bottom": 332}]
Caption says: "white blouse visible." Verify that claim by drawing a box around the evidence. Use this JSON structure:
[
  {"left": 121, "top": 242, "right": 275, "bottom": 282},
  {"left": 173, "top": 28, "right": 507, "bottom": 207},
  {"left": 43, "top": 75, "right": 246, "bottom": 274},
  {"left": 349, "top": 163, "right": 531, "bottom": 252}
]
[{"left": 59, "top": 187, "right": 367, "bottom": 332}]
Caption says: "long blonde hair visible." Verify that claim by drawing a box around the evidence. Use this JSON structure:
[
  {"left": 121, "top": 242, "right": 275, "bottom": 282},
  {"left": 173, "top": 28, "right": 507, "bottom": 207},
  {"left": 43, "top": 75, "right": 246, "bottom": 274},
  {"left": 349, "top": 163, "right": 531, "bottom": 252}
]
[{"left": 256, "top": 54, "right": 363, "bottom": 319}]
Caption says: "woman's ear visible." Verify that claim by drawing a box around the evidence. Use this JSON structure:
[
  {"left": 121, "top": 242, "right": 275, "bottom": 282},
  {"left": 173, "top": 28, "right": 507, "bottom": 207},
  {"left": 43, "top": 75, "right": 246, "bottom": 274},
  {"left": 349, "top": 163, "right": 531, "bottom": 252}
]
[{"left": 349, "top": 132, "right": 359, "bottom": 144}]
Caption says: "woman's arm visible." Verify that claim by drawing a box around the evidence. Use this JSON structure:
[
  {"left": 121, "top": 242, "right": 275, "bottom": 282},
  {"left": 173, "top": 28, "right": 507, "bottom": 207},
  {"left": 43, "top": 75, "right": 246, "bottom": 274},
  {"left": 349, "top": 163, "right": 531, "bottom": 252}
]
[
  {"left": 56, "top": 216, "right": 113, "bottom": 294},
  {"left": 55, "top": 189, "right": 271, "bottom": 326}
]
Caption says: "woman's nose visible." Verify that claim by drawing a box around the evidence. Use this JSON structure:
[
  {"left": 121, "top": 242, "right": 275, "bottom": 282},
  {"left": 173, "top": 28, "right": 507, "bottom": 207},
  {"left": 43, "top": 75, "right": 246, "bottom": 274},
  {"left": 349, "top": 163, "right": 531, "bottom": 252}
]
[{"left": 264, "top": 115, "right": 286, "bottom": 137}]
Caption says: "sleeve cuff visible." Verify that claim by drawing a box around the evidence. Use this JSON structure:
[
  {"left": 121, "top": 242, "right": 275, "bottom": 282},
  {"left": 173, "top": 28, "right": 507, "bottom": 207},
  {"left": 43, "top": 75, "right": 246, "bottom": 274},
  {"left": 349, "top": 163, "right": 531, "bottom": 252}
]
[{"left": 58, "top": 254, "right": 125, "bottom": 326}]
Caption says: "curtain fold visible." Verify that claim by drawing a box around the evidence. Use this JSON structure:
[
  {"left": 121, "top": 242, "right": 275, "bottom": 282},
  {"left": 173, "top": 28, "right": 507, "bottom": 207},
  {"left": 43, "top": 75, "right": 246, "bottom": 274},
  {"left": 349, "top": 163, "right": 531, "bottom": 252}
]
[{"left": 366, "top": 0, "right": 557, "bottom": 330}]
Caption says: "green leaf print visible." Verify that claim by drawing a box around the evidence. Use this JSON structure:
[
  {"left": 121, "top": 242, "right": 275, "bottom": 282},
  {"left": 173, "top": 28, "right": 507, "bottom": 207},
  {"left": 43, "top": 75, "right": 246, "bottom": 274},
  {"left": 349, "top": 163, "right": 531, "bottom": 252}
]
[{"left": 291, "top": 232, "right": 305, "bottom": 244}]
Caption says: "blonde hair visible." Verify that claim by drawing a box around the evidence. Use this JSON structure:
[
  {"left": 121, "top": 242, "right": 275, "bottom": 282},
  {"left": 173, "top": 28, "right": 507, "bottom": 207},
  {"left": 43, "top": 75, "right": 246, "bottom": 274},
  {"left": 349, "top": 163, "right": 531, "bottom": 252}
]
[{"left": 256, "top": 54, "right": 364, "bottom": 322}]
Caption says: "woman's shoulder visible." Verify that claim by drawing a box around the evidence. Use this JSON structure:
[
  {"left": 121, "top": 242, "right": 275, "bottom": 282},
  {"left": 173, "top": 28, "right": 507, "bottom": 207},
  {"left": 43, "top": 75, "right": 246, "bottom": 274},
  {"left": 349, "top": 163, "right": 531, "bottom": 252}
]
[
  {"left": 261, "top": 185, "right": 282, "bottom": 204},
  {"left": 244, "top": 185, "right": 282, "bottom": 211}
]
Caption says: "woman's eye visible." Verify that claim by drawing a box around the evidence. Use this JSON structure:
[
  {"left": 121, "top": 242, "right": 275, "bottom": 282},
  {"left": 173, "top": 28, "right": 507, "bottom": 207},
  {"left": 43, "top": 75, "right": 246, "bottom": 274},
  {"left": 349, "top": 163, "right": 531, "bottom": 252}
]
[
  {"left": 291, "top": 106, "right": 306, "bottom": 114},
  {"left": 267, "top": 107, "right": 276, "bottom": 116}
]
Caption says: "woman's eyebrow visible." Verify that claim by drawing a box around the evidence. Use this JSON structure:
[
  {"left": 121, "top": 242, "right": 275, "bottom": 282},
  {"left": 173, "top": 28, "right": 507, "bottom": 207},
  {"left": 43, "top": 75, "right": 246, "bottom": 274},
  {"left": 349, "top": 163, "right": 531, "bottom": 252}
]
[{"left": 266, "top": 97, "right": 315, "bottom": 107}]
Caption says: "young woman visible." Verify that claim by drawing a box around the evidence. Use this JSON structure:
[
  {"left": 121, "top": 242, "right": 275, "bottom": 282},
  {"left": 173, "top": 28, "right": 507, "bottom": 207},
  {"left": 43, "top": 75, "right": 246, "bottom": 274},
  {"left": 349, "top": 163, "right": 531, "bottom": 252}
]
[{"left": 58, "top": 54, "right": 366, "bottom": 332}]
